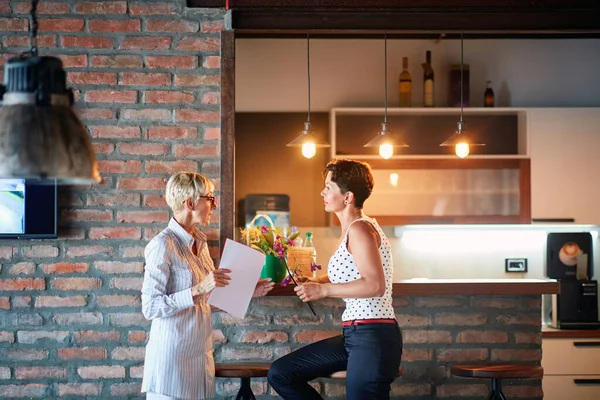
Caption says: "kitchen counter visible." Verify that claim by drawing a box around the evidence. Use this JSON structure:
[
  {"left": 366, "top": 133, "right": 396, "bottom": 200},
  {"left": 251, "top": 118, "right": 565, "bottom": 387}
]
[
  {"left": 268, "top": 278, "right": 559, "bottom": 296},
  {"left": 542, "top": 325, "right": 600, "bottom": 339}
]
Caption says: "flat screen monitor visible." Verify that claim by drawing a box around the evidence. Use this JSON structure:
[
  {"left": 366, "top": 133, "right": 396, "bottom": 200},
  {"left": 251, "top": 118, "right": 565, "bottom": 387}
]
[{"left": 0, "top": 178, "right": 58, "bottom": 239}]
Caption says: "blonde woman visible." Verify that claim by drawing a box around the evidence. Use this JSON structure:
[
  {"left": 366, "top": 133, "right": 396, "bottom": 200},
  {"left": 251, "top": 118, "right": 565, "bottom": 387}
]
[{"left": 141, "top": 172, "right": 274, "bottom": 400}]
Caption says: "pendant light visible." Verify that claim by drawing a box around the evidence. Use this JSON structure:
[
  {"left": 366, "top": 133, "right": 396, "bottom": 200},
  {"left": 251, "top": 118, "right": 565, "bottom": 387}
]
[
  {"left": 364, "top": 32, "right": 408, "bottom": 159},
  {"left": 439, "top": 31, "right": 485, "bottom": 158},
  {"left": 286, "top": 34, "right": 330, "bottom": 159},
  {"left": 0, "top": 0, "right": 100, "bottom": 184}
]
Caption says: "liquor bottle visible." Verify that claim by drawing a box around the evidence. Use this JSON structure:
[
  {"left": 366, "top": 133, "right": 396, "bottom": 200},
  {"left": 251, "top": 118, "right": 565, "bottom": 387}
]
[
  {"left": 398, "top": 57, "right": 412, "bottom": 107},
  {"left": 422, "top": 50, "right": 434, "bottom": 107},
  {"left": 484, "top": 81, "right": 495, "bottom": 107}
]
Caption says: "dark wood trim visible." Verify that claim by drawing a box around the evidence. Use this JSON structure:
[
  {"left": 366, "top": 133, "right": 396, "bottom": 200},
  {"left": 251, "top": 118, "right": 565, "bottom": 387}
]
[
  {"left": 220, "top": 30, "right": 235, "bottom": 253},
  {"left": 331, "top": 215, "right": 523, "bottom": 226},
  {"left": 519, "top": 159, "right": 532, "bottom": 224},
  {"left": 364, "top": 158, "right": 524, "bottom": 170},
  {"left": 235, "top": 32, "right": 600, "bottom": 39},
  {"left": 542, "top": 326, "right": 600, "bottom": 339},
  {"left": 268, "top": 280, "right": 560, "bottom": 296}
]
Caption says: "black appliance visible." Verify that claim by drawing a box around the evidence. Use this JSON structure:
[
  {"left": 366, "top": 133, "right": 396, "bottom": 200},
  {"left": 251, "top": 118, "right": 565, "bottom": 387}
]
[
  {"left": 546, "top": 232, "right": 592, "bottom": 280},
  {"left": 551, "top": 280, "right": 600, "bottom": 329}
]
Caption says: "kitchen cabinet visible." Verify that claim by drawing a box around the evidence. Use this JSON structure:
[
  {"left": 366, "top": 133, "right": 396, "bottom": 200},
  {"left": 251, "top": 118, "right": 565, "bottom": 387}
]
[
  {"left": 542, "top": 338, "right": 600, "bottom": 400},
  {"left": 529, "top": 108, "right": 600, "bottom": 224}
]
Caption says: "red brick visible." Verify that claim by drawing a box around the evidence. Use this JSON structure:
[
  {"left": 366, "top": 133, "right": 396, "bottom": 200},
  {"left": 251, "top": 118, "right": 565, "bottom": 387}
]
[
  {"left": 145, "top": 160, "right": 197, "bottom": 174},
  {"left": 53, "top": 313, "right": 103, "bottom": 325},
  {"left": 0, "top": 1, "right": 10, "bottom": 13},
  {"left": 144, "top": 227, "right": 165, "bottom": 240},
  {"left": 174, "top": 73, "right": 219, "bottom": 87},
  {"left": 0, "top": 297, "right": 9, "bottom": 309},
  {"left": 175, "top": 109, "right": 219, "bottom": 123},
  {"left": 241, "top": 331, "right": 288, "bottom": 344},
  {"left": 75, "top": 330, "right": 121, "bottom": 343},
  {"left": 120, "top": 109, "right": 171, "bottom": 121},
  {"left": 402, "top": 348, "right": 433, "bottom": 362},
  {"left": 5, "top": 349, "right": 47, "bottom": 360},
  {"left": 89, "top": 19, "right": 140, "bottom": 33},
  {"left": 111, "top": 346, "right": 145, "bottom": 360},
  {"left": 23, "top": 246, "right": 59, "bottom": 258},
  {"left": 15, "top": 367, "right": 67, "bottom": 379},
  {"left": 77, "top": 366, "right": 125, "bottom": 379},
  {"left": 38, "top": 18, "right": 84, "bottom": 32},
  {"left": 435, "top": 313, "right": 487, "bottom": 326},
  {"left": 495, "top": 314, "right": 540, "bottom": 326},
  {"left": 201, "top": 91, "right": 220, "bottom": 104},
  {"left": 437, "top": 348, "right": 488, "bottom": 362},
  {"left": 204, "top": 127, "right": 220, "bottom": 140},
  {"left": 56, "top": 54, "right": 88, "bottom": 68},
  {"left": 61, "top": 209, "right": 112, "bottom": 222},
  {"left": 109, "top": 312, "right": 148, "bottom": 326},
  {"left": 143, "top": 194, "right": 167, "bottom": 208},
  {"left": 146, "top": 19, "right": 198, "bottom": 33},
  {"left": 117, "top": 211, "right": 169, "bottom": 224},
  {"left": 66, "top": 246, "right": 114, "bottom": 258},
  {"left": 51, "top": 277, "right": 102, "bottom": 291},
  {"left": 0, "top": 384, "right": 47, "bottom": 397},
  {"left": 221, "top": 347, "right": 273, "bottom": 361},
  {"left": 117, "top": 177, "right": 167, "bottom": 191},
  {"left": 0, "top": 278, "right": 45, "bottom": 291},
  {"left": 0, "top": 247, "right": 15, "bottom": 259},
  {"left": 146, "top": 55, "right": 197, "bottom": 69},
  {"left": 129, "top": 331, "right": 147, "bottom": 343},
  {"left": 119, "top": 142, "right": 170, "bottom": 155},
  {"left": 0, "top": 331, "right": 15, "bottom": 343},
  {"left": 147, "top": 126, "right": 197, "bottom": 140},
  {"left": 13, "top": 296, "right": 31, "bottom": 308},
  {"left": 68, "top": 72, "right": 116, "bottom": 85},
  {"left": 35, "top": 296, "right": 87, "bottom": 308},
  {"left": 491, "top": 349, "right": 542, "bottom": 362},
  {"left": 515, "top": 332, "right": 541, "bottom": 345},
  {"left": 110, "top": 382, "right": 143, "bottom": 396},
  {"left": 456, "top": 330, "right": 509, "bottom": 343},
  {"left": 213, "top": 329, "right": 227, "bottom": 343},
  {"left": 18, "top": 331, "right": 69, "bottom": 344},
  {"left": 42, "top": 262, "right": 89, "bottom": 274},
  {"left": 176, "top": 36, "right": 219, "bottom": 51},
  {"left": 87, "top": 193, "right": 141, "bottom": 207},
  {"left": 58, "top": 347, "right": 107, "bottom": 360},
  {"left": 201, "top": 161, "right": 219, "bottom": 175},
  {"left": 94, "top": 261, "right": 144, "bottom": 274},
  {"left": 91, "top": 125, "right": 140, "bottom": 139},
  {"left": 8, "top": 262, "right": 36, "bottom": 275},
  {"left": 174, "top": 144, "right": 219, "bottom": 158},
  {"left": 119, "top": 72, "right": 171, "bottom": 86},
  {"left": 0, "top": 17, "right": 28, "bottom": 31},
  {"left": 77, "top": 108, "right": 115, "bottom": 120},
  {"left": 119, "top": 36, "right": 172, "bottom": 50},
  {"left": 203, "top": 55, "right": 220, "bottom": 69},
  {"left": 294, "top": 330, "right": 340, "bottom": 343},
  {"left": 129, "top": 2, "right": 179, "bottom": 14},
  {"left": 144, "top": 90, "right": 195, "bottom": 104},
  {"left": 97, "top": 294, "right": 140, "bottom": 307},
  {"left": 110, "top": 277, "right": 143, "bottom": 291},
  {"left": 90, "top": 55, "right": 142, "bottom": 69},
  {"left": 61, "top": 35, "right": 114, "bottom": 49},
  {"left": 92, "top": 142, "right": 115, "bottom": 155},
  {"left": 86, "top": 89, "right": 137, "bottom": 103},
  {"left": 12, "top": 1, "right": 70, "bottom": 14},
  {"left": 403, "top": 330, "right": 452, "bottom": 344},
  {"left": 437, "top": 383, "right": 488, "bottom": 397},
  {"left": 75, "top": 1, "right": 127, "bottom": 14},
  {"left": 57, "top": 383, "right": 102, "bottom": 397},
  {"left": 89, "top": 227, "right": 142, "bottom": 240},
  {"left": 98, "top": 160, "right": 143, "bottom": 174},
  {"left": 3, "top": 34, "right": 56, "bottom": 47},
  {"left": 59, "top": 227, "right": 87, "bottom": 240},
  {"left": 120, "top": 246, "right": 145, "bottom": 258},
  {"left": 202, "top": 20, "right": 224, "bottom": 32}
]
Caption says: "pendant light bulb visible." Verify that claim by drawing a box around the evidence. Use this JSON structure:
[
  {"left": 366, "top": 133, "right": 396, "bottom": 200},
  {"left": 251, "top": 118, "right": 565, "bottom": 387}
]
[
  {"left": 302, "top": 143, "right": 317, "bottom": 159},
  {"left": 379, "top": 144, "right": 394, "bottom": 159},
  {"left": 455, "top": 142, "right": 470, "bottom": 158}
]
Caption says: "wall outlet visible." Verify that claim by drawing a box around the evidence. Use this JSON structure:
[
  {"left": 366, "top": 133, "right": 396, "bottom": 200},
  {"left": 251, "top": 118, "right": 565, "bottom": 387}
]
[{"left": 505, "top": 258, "right": 528, "bottom": 273}]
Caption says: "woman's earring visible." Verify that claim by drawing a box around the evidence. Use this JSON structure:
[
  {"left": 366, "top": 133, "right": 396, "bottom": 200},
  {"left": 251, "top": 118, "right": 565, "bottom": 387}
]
[{"left": 344, "top": 201, "right": 347, "bottom": 204}]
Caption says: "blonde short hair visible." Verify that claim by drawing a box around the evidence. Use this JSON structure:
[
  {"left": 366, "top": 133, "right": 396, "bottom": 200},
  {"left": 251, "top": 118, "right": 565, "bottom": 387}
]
[{"left": 165, "top": 172, "right": 214, "bottom": 213}]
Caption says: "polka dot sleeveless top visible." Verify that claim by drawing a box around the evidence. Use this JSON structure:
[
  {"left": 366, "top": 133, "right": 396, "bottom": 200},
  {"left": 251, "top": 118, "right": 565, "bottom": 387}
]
[{"left": 328, "top": 217, "right": 395, "bottom": 321}]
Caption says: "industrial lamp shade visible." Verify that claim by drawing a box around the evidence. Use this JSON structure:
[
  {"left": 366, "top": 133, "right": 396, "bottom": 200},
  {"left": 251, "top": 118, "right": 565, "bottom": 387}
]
[
  {"left": 286, "top": 122, "right": 331, "bottom": 148},
  {"left": 364, "top": 122, "right": 409, "bottom": 148},
  {"left": 439, "top": 122, "right": 485, "bottom": 147},
  {"left": 0, "top": 56, "right": 100, "bottom": 184}
]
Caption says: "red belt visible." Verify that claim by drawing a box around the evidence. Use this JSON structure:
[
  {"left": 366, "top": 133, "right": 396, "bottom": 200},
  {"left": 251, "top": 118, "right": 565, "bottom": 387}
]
[{"left": 342, "top": 319, "right": 397, "bottom": 326}]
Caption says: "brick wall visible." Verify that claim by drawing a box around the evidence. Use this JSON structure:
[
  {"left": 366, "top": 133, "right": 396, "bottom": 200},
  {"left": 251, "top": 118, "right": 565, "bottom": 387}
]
[
  {"left": 214, "top": 295, "right": 543, "bottom": 400},
  {"left": 0, "top": 0, "right": 223, "bottom": 398}
]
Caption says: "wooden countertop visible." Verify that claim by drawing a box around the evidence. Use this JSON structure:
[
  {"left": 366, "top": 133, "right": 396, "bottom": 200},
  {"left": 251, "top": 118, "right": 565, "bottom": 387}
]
[
  {"left": 542, "top": 325, "right": 600, "bottom": 339},
  {"left": 268, "top": 279, "right": 559, "bottom": 296}
]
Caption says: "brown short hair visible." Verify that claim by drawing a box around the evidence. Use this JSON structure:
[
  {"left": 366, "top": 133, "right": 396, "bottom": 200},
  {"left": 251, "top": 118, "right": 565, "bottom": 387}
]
[{"left": 323, "top": 159, "right": 374, "bottom": 208}]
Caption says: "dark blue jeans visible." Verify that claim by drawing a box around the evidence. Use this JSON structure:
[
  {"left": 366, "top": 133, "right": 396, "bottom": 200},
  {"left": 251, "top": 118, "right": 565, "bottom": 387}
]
[{"left": 268, "top": 323, "right": 402, "bottom": 400}]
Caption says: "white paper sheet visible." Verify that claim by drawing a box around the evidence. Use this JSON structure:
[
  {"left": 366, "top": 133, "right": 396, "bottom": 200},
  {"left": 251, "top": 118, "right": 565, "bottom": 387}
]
[{"left": 207, "top": 239, "right": 265, "bottom": 319}]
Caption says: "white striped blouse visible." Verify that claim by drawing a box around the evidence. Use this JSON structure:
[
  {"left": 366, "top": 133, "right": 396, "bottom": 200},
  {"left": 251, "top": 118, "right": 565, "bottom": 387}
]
[{"left": 141, "top": 218, "right": 215, "bottom": 400}]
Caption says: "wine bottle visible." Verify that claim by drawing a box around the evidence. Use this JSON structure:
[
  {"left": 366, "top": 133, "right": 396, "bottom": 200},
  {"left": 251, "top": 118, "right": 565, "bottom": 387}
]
[
  {"left": 398, "top": 57, "right": 412, "bottom": 107},
  {"left": 422, "top": 50, "right": 434, "bottom": 107},
  {"left": 484, "top": 80, "right": 495, "bottom": 107}
]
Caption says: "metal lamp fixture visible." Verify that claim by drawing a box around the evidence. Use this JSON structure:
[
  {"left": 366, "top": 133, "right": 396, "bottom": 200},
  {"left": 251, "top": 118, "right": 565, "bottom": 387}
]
[
  {"left": 439, "top": 31, "right": 485, "bottom": 158},
  {"left": 286, "top": 34, "right": 330, "bottom": 159},
  {"left": 364, "top": 32, "right": 408, "bottom": 159},
  {"left": 0, "top": 0, "right": 100, "bottom": 184}
]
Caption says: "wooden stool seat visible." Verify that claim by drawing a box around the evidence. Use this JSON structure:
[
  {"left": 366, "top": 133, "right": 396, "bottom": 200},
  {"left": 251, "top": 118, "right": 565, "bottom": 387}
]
[
  {"left": 214, "top": 362, "right": 271, "bottom": 400},
  {"left": 451, "top": 364, "right": 543, "bottom": 400},
  {"left": 329, "top": 366, "right": 403, "bottom": 379}
]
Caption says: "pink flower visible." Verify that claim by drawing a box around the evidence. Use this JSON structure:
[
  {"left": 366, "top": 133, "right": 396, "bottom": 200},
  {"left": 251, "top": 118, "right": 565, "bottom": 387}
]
[
  {"left": 280, "top": 276, "right": 292, "bottom": 287},
  {"left": 310, "top": 261, "right": 322, "bottom": 273},
  {"left": 261, "top": 226, "right": 269, "bottom": 233}
]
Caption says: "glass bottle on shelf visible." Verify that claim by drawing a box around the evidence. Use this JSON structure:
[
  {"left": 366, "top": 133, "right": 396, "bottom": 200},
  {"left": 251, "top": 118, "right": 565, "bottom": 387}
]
[
  {"left": 398, "top": 57, "right": 412, "bottom": 107},
  {"left": 422, "top": 50, "right": 434, "bottom": 107},
  {"left": 484, "top": 80, "right": 495, "bottom": 107}
]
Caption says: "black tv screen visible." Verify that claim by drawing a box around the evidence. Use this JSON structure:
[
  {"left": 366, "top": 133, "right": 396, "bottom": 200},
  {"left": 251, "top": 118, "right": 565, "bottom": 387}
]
[{"left": 0, "top": 178, "right": 58, "bottom": 239}]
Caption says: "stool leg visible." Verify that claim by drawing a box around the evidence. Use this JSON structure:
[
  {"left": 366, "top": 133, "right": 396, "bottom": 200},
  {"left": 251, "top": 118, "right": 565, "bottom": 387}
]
[
  {"left": 488, "top": 379, "right": 507, "bottom": 400},
  {"left": 235, "top": 377, "right": 256, "bottom": 400}
]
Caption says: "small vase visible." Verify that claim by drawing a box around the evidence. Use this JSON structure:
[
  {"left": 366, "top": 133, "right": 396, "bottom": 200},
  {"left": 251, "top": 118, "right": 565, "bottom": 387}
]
[{"left": 260, "top": 254, "right": 288, "bottom": 284}]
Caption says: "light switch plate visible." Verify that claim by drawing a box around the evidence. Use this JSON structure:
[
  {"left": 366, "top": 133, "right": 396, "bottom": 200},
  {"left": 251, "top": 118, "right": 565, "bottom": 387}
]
[{"left": 505, "top": 258, "right": 528, "bottom": 273}]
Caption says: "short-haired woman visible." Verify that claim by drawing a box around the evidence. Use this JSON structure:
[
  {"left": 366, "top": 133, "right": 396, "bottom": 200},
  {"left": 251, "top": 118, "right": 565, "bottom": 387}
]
[
  {"left": 142, "top": 171, "right": 274, "bottom": 400},
  {"left": 268, "top": 159, "right": 402, "bottom": 400}
]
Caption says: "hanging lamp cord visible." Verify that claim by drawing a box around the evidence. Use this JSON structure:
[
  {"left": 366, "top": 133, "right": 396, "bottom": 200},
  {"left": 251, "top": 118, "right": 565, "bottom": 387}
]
[
  {"left": 383, "top": 31, "right": 388, "bottom": 124},
  {"left": 29, "top": 0, "right": 39, "bottom": 57},
  {"left": 459, "top": 31, "right": 464, "bottom": 124},
  {"left": 306, "top": 33, "right": 311, "bottom": 124}
]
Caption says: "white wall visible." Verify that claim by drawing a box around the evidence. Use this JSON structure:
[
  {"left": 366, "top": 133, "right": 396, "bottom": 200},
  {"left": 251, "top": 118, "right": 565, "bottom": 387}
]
[{"left": 236, "top": 39, "right": 600, "bottom": 111}]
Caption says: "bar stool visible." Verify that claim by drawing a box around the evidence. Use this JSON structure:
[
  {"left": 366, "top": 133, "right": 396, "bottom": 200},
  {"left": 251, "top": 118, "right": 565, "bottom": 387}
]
[
  {"left": 215, "top": 362, "right": 271, "bottom": 400},
  {"left": 329, "top": 366, "right": 403, "bottom": 379},
  {"left": 451, "top": 364, "right": 543, "bottom": 400}
]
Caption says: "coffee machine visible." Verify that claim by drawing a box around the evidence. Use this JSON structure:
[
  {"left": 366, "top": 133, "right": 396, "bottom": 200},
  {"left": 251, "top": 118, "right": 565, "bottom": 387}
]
[{"left": 547, "top": 232, "right": 600, "bottom": 329}]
